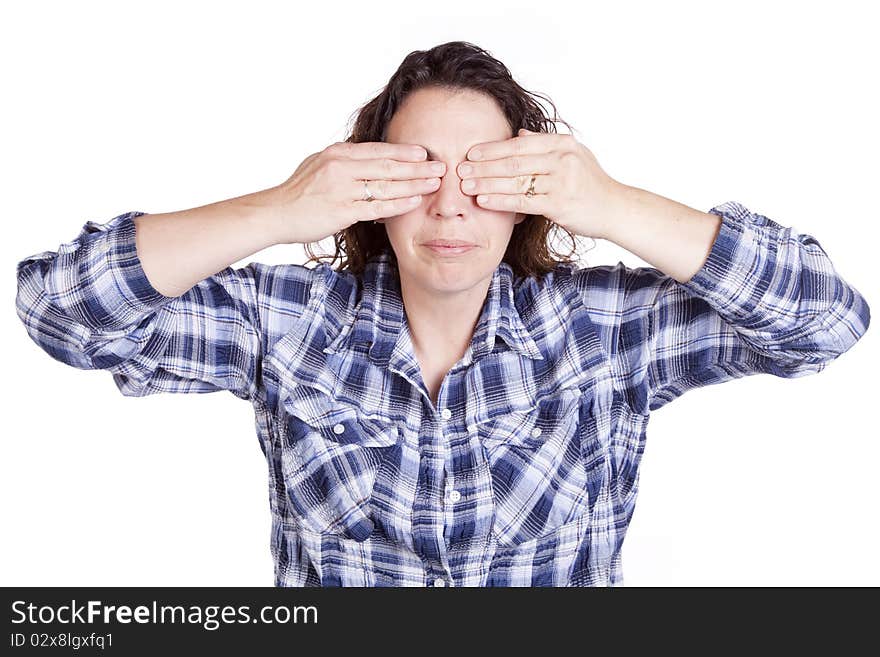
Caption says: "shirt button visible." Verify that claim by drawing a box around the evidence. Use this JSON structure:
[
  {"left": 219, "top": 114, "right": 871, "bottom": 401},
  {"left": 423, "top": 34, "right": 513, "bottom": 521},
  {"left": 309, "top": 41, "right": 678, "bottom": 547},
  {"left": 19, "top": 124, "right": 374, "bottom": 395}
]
[
  {"left": 448, "top": 489, "right": 461, "bottom": 502},
  {"left": 440, "top": 408, "right": 452, "bottom": 420},
  {"left": 432, "top": 577, "right": 446, "bottom": 587},
  {"left": 531, "top": 426, "right": 542, "bottom": 438},
  {"left": 333, "top": 423, "right": 345, "bottom": 434}
]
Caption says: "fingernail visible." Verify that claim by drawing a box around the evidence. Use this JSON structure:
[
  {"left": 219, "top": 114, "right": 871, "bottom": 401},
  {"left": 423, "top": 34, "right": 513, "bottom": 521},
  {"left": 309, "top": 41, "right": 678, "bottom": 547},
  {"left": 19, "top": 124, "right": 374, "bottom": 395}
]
[
  {"left": 468, "top": 149, "right": 482, "bottom": 161},
  {"left": 431, "top": 162, "right": 445, "bottom": 174},
  {"left": 459, "top": 163, "right": 472, "bottom": 176}
]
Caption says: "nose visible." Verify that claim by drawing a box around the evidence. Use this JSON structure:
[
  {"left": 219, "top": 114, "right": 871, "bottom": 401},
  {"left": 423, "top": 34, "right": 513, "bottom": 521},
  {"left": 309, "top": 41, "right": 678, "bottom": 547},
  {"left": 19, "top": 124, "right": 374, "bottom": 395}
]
[{"left": 426, "top": 160, "right": 471, "bottom": 218}]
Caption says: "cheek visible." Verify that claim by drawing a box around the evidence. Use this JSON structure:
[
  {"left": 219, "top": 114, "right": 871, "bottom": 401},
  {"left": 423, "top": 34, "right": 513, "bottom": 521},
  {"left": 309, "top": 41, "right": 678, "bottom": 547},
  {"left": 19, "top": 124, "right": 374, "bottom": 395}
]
[
  {"left": 381, "top": 217, "right": 418, "bottom": 248},
  {"left": 487, "top": 216, "right": 518, "bottom": 243}
]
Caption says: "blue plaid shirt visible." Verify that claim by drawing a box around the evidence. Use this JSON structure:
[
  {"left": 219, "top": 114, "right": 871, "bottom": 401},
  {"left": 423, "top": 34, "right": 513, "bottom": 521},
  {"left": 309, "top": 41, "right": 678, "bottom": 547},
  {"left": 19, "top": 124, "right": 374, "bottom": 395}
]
[{"left": 15, "top": 201, "right": 870, "bottom": 586}]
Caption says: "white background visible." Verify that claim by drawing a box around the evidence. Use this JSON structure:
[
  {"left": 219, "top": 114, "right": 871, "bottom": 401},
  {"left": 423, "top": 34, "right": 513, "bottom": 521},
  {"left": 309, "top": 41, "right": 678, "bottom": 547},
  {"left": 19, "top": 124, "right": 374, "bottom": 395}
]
[{"left": 2, "top": 0, "right": 877, "bottom": 586}]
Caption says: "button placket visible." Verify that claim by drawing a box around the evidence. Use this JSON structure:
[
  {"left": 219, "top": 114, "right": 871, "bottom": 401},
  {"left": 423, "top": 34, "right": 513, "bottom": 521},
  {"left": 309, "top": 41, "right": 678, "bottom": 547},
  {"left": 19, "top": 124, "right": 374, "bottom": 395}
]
[{"left": 440, "top": 409, "right": 461, "bottom": 506}]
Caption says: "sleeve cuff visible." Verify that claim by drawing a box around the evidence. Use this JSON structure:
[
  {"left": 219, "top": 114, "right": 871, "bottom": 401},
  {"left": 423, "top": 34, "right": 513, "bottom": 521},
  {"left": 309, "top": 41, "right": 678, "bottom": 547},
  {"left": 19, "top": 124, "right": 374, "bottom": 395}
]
[
  {"left": 103, "top": 211, "right": 177, "bottom": 310},
  {"left": 679, "top": 200, "right": 780, "bottom": 322},
  {"left": 46, "top": 211, "right": 178, "bottom": 330}
]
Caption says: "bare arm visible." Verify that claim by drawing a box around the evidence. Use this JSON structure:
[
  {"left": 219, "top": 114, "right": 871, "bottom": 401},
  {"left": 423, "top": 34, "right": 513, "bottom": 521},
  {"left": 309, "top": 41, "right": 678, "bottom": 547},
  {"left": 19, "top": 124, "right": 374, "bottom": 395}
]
[
  {"left": 134, "top": 186, "right": 284, "bottom": 297},
  {"left": 601, "top": 183, "right": 723, "bottom": 284}
]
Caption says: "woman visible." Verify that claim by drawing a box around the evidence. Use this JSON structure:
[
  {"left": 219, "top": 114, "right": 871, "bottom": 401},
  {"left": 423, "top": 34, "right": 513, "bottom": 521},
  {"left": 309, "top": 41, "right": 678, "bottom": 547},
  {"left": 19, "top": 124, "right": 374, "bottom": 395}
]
[{"left": 15, "top": 41, "right": 871, "bottom": 586}]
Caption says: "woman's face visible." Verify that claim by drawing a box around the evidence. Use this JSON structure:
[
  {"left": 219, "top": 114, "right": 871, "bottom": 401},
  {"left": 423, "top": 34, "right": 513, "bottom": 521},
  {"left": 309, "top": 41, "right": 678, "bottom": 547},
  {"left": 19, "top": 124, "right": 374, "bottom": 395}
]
[{"left": 379, "top": 86, "right": 525, "bottom": 295}]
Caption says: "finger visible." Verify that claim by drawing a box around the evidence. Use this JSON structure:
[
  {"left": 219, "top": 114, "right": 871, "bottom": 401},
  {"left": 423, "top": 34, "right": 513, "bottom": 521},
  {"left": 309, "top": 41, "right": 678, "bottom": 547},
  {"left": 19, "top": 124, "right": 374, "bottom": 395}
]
[
  {"left": 466, "top": 132, "right": 566, "bottom": 162},
  {"left": 352, "top": 176, "right": 441, "bottom": 200},
  {"left": 331, "top": 140, "right": 428, "bottom": 161},
  {"left": 457, "top": 153, "right": 552, "bottom": 179},
  {"left": 350, "top": 194, "right": 424, "bottom": 221},
  {"left": 460, "top": 174, "right": 549, "bottom": 196},
  {"left": 475, "top": 192, "right": 549, "bottom": 214},
  {"left": 347, "top": 157, "right": 446, "bottom": 181}
]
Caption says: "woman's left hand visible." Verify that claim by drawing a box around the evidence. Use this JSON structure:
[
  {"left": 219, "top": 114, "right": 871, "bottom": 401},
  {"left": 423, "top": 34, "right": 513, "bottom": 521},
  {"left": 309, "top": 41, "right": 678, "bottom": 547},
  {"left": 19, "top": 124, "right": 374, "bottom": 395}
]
[{"left": 457, "top": 128, "right": 623, "bottom": 240}]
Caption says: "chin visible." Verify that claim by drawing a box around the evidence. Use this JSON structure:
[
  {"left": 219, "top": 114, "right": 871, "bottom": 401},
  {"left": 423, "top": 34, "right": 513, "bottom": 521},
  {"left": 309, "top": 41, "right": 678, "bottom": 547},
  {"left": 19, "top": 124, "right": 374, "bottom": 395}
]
[{"left": 416, "top": 255, "right": 497, "bottom": 292}]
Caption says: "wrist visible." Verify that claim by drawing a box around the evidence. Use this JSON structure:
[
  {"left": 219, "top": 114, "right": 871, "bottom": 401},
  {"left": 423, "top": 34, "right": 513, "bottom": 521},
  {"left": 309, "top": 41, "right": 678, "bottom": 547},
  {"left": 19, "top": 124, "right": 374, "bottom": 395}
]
[
  {"left": 239, "top": 186, "right": 288, "bottom": 247},
  {"left": 595, "top": 179, "right": 634, "bottom": 243}
]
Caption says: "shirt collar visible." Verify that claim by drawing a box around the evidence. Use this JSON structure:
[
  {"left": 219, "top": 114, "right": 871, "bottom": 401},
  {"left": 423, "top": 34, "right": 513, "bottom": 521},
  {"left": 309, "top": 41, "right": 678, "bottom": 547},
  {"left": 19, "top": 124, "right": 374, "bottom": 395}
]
[{"left": 323, "top": 249, "right": 543, "bottom": 365}]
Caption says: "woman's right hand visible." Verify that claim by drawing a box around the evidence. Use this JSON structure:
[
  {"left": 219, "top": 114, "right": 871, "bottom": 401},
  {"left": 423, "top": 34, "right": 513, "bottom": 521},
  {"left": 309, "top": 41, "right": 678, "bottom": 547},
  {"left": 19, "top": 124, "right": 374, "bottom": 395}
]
[{"left": 266, "top": 141, "right": 447, "bottom": 244}]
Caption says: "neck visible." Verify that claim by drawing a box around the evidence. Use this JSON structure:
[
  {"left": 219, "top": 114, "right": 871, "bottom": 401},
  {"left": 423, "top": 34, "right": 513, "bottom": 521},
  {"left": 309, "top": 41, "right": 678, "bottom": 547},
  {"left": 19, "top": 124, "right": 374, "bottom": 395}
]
[{"left": 399, "top": 272, "right": 491, "bottom": 366}]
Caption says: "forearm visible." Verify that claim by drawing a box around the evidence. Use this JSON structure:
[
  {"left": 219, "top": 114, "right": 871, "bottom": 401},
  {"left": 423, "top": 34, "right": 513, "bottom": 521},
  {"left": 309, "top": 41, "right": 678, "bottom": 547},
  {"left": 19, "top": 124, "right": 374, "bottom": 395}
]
[
  {"left": 134, "top": 186, "right": 284, "bottom": 297},
  {"left": 601, "top": 183, "right": 722, "bottom": 284}
]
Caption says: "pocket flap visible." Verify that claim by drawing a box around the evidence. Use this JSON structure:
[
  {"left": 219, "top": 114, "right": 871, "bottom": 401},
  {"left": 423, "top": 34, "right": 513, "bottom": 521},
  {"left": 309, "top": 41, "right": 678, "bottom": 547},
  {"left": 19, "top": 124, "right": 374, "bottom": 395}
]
[
  {"left": 282, "top": 385, "right": 399, "bottom": 448},
  {"left": 477, "top": 387, "right": 581, "bottom": 449}
]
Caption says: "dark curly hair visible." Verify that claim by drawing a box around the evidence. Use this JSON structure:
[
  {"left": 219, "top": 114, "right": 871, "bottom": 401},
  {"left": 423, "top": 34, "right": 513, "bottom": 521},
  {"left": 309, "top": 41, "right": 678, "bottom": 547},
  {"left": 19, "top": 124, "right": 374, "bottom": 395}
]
[{"left": 303, "top": 40, "right": 586, "bottom": 282}]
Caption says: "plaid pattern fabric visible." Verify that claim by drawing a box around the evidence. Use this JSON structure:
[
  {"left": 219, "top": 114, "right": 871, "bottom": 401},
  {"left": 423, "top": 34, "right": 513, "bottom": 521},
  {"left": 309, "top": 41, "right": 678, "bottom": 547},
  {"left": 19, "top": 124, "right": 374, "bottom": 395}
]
[{"left": 15, "top": 201, "right": 870, "bottom": 586}]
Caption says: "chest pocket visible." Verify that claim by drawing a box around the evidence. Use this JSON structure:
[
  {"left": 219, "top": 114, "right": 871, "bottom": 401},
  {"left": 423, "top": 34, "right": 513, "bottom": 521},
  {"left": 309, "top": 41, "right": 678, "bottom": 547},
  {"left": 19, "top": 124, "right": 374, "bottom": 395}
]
[
  {"left": 471, "top": 387, "right": 593, "bottom": 548},
  {"left": 279, "top": 385, "right": 401, "bottom": 542}
]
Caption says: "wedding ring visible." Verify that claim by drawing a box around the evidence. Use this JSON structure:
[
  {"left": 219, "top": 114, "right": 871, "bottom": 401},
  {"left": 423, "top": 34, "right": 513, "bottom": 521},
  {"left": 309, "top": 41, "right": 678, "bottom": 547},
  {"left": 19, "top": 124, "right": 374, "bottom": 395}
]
[{"left": 362, "top": 179, "right": 375, "bottom": 202}]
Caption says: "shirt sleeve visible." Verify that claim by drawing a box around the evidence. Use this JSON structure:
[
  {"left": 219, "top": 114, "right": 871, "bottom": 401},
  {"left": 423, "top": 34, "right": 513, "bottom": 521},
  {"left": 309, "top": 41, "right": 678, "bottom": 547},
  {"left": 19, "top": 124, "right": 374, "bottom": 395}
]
[
  {"left": 15, "top": 210, "right": 315, "bottom": 403},
  {"left": 573, "top": 200, "right": 871, "bottom": 415}
]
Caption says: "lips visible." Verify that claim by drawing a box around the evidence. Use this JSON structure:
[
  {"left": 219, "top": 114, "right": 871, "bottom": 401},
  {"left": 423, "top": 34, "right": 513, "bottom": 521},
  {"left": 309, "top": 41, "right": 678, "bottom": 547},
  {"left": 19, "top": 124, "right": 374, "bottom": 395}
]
[
  {"left": 422, "top": 242, "right": 477, "bottom": 256},
  {"left": 423, "top": 240, "right": 476, "bottom": 247}
]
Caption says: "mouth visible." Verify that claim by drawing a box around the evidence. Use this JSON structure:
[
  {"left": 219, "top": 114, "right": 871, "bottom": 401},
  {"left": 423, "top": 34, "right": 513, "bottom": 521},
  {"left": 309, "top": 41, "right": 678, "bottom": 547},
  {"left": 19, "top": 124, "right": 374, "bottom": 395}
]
[{"left": 422, "top": 241, "right": 478, "bottom": 256}]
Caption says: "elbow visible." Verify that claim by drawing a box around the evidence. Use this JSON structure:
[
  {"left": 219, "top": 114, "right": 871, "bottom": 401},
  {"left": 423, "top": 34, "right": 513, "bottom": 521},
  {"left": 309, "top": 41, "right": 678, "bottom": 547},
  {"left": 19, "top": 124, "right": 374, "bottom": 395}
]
[{"left": 830, "top": 283, "right": 871, "bottom": 356}]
